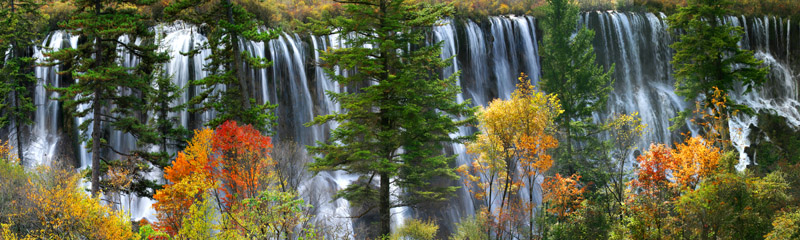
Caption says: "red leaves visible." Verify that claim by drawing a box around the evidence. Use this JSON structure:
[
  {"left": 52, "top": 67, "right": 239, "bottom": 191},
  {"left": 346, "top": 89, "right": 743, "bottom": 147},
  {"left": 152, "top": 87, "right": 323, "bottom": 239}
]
[
  {"left": 212, "top": 120, "right": 274, "bottom": 208},
  {"left": 154, "top": 120, "right": 274, "bottom": 236},
  {"left": 634, "top": 144, "right": 673, "bottom": 191},
  {"left": 212, "top": 120, "right": 272, "bottom": 155}
]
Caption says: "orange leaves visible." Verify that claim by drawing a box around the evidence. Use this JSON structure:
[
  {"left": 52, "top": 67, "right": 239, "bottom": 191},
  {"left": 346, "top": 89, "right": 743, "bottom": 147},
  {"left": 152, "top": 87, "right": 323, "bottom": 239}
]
[
  {"left": 518, "top": 134, "right": 557, "bottom": 177},
  {"left": 462, "top": 74, "right": 561, "bottom": 199},
  {"left": 633, "top": 136, "right": 722, "bottom": 193},
  {"left": 634, "top": 144, "right": 673, "bottom": 191},
  {"left": 671, "top": 136, "right": 721, "bottom": 190},
  {"left": 154, "top": 121, "right": 275, "bottom": 236},
  {"left": 213, "top": 120, "right": 272, "bottom": 154},
  {"left": 212, "top": 120, "right": 275, "bottom": 207},
  {"left": 154, "top": 128, "right": 215, "bottom": 235},
  {"left": 459, "top": 73, "right": 561, "bottom": 235},
  {"left": 543, "top": 174, "right": 586, "bottom": 221}
]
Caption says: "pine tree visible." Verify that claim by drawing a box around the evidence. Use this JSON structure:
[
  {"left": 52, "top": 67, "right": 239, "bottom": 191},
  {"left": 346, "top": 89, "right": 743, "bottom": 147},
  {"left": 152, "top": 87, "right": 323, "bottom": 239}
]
[
  {"left": 668, "top": 0, "right": 768, "bottom": 136},
  {"left": 0, "top": 0, "right": 45, "bottom": 166},
  {"left": 539, "top": 0, "right": 614, "bottom": 177},
  {"left": 46, "top": 0, "right": 169, "bottom": 197},
  {"left": 163, "top": 0, "right": 279, "bottom": 131},
  {"left": 308, "top": 0, "right": 475, "bottom": 237},
  {"left": 129, "top": 71, "right": 192, "bottom": 198}
]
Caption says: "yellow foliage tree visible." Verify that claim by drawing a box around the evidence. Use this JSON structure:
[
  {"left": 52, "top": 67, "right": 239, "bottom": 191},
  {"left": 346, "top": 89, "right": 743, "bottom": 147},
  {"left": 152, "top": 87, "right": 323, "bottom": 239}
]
[
  {"left": 21, "top": 166, "right": 134, "bottom": 239},
  {"left": 1, "top": 140, "right": 134, "bottom": 239},
  {"left": 458, "top": 73, "right": 561, "bottom": 238},
  {"left": 153, "top": 128, "right": 217, "bottom": 235},
  {"left": 670, "top": 136, "right": 721, "bottom": 191}
]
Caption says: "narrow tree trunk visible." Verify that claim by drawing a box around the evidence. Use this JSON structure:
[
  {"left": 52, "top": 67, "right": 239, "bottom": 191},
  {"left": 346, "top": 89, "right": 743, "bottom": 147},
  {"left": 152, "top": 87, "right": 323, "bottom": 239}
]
[
  {"left": 498, "top": 151, "right": 512, "bottom": 239},
  {"left": 565, "top": 114, "right": 573, "bottom": 174},
  {"left": 91, "top": 91, "right": 102, "bottom": 197},
  {"left": 379, "top": 171, "right": 391, "bottom": 238},
  {"left": 9, "top": 0, "right": 25, "bottom": 166},
  {"left": 529, "top": 178, "right": 535, "bottom": 239},
  {"left": 14, "top": 112, "right": 23, "bottom": 166},
  {"left": 90, "top": 0, "right": 103, "bottom": 197},
  {"left": 224, "top": 0, "right": 252, "bottom": 112}
]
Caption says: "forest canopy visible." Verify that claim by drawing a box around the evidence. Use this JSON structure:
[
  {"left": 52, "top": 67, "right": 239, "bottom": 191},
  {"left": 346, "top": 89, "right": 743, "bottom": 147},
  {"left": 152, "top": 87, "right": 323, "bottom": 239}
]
[{"left": 33, "top": 0, "right": 800, "bottom": 32}]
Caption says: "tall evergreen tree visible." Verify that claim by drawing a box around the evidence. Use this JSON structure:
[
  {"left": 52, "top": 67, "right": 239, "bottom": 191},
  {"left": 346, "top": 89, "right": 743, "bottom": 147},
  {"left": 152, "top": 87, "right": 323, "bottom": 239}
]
[
  {"left": 668, "top": 0, "right": 768, "bottom": 138},
  {"left": 46, "top": 0, "right": 169, "bottom": 197},
  {"left": 0, "top": 0, "right": 45, "bottom": 166},
  {"left": 308, "top": 0, "right": 475, "bottom": 237},
  {"left": 163, "top": 0, "right": 280, "bottom": 131},
  {"left": 539, "top": 0, "right": 614, "bottom": 177},
  {"left": 128, "top": 70, "right": 191, "bottom": 198}
]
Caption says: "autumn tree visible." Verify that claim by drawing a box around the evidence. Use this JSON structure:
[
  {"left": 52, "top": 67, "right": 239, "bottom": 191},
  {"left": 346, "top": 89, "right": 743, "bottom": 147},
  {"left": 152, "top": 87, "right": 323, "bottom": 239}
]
[
  {"left": 668, "top": 0, "right": 768, "bottom": 135},
  {"left": 458, "top": 74, "right": 561, "bottom": 239},
  {"left": 617, "top": 135, "right": 727, "bottom": 239},
  {"left": 543, "top": 174, "right": 587, "bottom": 221},
  {"left": 0, "top": 150, "right": 134, "bottom": 240},
  {"left": 676, "top": 172, "right": 790, "bottom": 239},
  {"left": 604, "top": 113, "right": 646, "bottom": 217},
  {"left": 164, "top": 0, "right": 279, "bottom": 130},
  {"left": 619, "top": 144, "right": 678, "bottom": 239},
  {"left": 0, "top": 141, "right": 26, "bottom": 225},
  {"left": 210, "top": 120, "right": 275, "bottom": 208},
  {"left": 765, "top": 209, "right": 800, "bottom": 240},
  {"left": 308, "top": 0, "right": 475, "bottom": 237},
  {"left": 154, "top": 121, "right": 313, "bottom": 238},
  {"left": 539, "top": 0, "right": 614, "bottom": 177},
  {"left": 669, "top": 136, "right": 721, "bottom": 191},
  {"left": 0, "top": 0, "right": 45, "bottom": 165},
  {"left": 153, "top": 128, "right": 216, "bottom": 235}
]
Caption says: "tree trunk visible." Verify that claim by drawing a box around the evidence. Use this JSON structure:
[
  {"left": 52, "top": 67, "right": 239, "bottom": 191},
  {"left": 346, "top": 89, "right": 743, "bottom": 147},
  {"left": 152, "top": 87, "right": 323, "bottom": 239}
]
[
  {"left": 91, "top": 90, "right": 102, "bottom": 197},
  {"left": 224, "top": 0, "right": 252, "bottom": 112},
  {"left": 14, "top": 111, "right": 23, "bottom": 166},
  {"left": 379, "top": 171, "right": 391, "bottom": 238},
  {"left": 529, "top": 178, "right": 535, "bottom": 239},
  {"left": 90, "top": 0, "right": 103, "bottom": 197},
  {"left": 565, "top": 114, "right": 574, "bottom": 174},
  {"left": 9, "top": 0, "right": 25, "bottom": 166}
]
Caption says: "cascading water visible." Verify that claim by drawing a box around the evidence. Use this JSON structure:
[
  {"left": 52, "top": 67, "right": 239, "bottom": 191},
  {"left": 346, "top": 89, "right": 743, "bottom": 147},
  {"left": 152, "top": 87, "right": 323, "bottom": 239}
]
[{"left": 8, "top": 11, "right": 800, "bottom": 237}]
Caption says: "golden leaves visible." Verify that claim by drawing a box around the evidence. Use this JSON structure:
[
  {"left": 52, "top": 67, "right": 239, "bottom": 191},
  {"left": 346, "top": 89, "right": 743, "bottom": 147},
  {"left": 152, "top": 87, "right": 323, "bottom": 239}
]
[
  {"left": 0, "top": 141, "right": 19, "bottom": 164},
  {"left": 459, "top": 73, "right": 561, "bottom": 232},
  {"left": 19, "top": 166, "right": 135, "bottom": 239},
  {"left": 670, "top": 136, "right": 721, "bottom": 190},
  {"left": 154, "top": 128, "right": 216, "bottom": 235}
]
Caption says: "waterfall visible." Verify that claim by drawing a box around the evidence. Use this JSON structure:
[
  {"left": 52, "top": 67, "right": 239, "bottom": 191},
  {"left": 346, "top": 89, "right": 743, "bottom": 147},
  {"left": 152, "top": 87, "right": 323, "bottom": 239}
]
[{"left": 9, "top": 11, "right": 800, "bottom": 237}]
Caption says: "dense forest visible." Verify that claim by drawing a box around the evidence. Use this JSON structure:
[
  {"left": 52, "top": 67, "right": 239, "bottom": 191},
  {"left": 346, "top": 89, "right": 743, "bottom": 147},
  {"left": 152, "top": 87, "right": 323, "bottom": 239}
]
[{"left": 2, "top": 0, "right": 800, "bottom": 239}]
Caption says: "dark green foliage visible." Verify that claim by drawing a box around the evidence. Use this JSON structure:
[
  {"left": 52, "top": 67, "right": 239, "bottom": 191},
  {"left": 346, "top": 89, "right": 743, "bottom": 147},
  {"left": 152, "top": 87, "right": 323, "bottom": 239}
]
[
  {"left": 307, "top": 0, "right": 475, "bottom": 236},
  {"left": 128, "top": 72, "right": 192, "bottom": 198},
  {"left": 539, "top": 0, "right": 615, "bottom": 179},
  {"left": 749, "top": 113, "right": 800, "bottom": 175},
  {"left": 0, "top": 0, "right": 46, "bottom": 165},
  {"left": 668, "top": 0, "right": 768, "bottom": 129},
  {"left": 164, "top": 0, "right": 279, "bottom": 131},
  {"left": 46, "top": 0, "right": 169, "bottom": 196}
]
